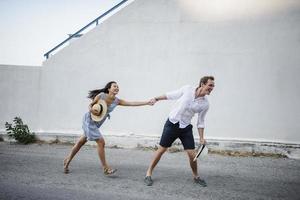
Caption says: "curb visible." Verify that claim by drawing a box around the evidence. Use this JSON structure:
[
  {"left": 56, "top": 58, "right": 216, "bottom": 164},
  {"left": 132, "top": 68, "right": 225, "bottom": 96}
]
[{"left": 0, "top": 133, "right": 299, "bottom": 159}]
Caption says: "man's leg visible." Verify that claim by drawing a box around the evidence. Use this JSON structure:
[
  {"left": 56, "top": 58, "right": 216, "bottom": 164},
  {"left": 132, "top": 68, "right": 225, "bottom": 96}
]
[
  {"left": 180, "top": 125, "right": 207, "bottom": 187},
  {"left": 146, "top": 146, "right": 168, "bottom": 177},
  {"left": 144, "top": 145, "right": 167, "bottom": 186},
  {"left": 144, "top": 119, "right": 178, "bottom": 186},
  {"left": 186, "top": 149, "right": 198, "bottom": 178},
  {"left": 186, "top": 149, "right": 207, "bottom": 187}
]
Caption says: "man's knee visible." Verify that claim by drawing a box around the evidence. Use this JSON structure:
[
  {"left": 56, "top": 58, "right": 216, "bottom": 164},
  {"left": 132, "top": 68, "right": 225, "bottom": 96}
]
[
  {"left": 186, "top": 149, "right": 196, "bottom": 158},
  {"left": 157, "top": 146, "right": 168, "bottom": 154}
]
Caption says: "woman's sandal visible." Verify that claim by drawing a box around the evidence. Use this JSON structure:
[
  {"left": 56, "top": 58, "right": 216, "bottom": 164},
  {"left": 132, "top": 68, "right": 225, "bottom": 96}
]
[{"left": 103, "top": 167, "right": 117, "bottom": 175}]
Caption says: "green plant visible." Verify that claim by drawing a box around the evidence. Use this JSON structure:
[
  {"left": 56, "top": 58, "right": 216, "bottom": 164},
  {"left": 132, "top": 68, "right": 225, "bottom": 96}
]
[{"left": 5, "top": 117, "right": 36, "bottom": 144}]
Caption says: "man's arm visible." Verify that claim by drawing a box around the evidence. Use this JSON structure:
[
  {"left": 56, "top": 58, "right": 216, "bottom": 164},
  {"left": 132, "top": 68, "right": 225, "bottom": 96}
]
[
  {"left": 197, "top": 106, "right": 209, "bottom": 145},
  {"left": 153, "top": 95, "right": 167, "bottom": 102},
  {"left": 153, "top": 85, "right": 188, "bottom": 103},
  {"left": 198, "top": 128, "right": 206, "bottom": 145}
]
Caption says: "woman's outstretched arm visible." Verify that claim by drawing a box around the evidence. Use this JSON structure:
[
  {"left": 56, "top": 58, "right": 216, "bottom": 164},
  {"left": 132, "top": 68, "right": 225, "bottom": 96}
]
[
  {"left": 118, "top": 98, "right": 156, "bottom": 106},
  {"left": 118, "top": 94, "right": 169, "bottom": 106}
]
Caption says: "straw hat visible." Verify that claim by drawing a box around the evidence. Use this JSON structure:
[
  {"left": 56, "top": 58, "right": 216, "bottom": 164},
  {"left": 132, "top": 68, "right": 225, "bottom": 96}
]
[{"left": 90, "top": 99, "right": 107, "bottom": 122}]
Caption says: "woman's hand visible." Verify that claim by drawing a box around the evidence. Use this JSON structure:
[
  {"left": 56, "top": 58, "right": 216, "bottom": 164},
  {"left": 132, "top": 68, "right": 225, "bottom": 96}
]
[
  {"left": 148, "top": 98, "right": 157, "bottom": 105},
  {"left": 91, "top": 107, "right": 100, "bottom": 116}
]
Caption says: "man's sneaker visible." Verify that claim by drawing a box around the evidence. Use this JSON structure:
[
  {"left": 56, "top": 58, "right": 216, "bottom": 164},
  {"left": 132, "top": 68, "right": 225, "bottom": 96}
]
[
  {"left": 144, "top": 176, "right": 153, "bottom": 186},
  {"left": 194, "top": 177, "right": 207, "bottom": 187}
]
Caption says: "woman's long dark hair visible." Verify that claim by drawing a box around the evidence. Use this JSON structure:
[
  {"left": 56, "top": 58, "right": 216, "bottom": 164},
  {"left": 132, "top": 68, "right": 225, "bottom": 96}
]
[{"left": 88, "top": 81, "right": 117, "bottom": 99}]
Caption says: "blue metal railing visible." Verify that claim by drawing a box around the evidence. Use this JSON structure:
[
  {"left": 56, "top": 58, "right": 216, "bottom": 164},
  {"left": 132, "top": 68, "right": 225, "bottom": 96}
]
[{"left": 44, "top": 0, "right": 128, "bottom": 59}]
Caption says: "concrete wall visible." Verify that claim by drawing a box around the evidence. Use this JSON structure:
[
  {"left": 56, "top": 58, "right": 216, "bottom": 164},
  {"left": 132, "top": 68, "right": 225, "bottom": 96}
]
[
  {"left": 1, "top": 0, "right": 300, "bottom": 144},
  {"left": 0, "top": 65, "right": 41, "bottom": 129}
]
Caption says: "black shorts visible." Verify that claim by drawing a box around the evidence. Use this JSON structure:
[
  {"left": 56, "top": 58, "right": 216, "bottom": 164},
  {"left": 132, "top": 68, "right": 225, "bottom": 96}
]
[{"left": 159, "top": 119, "right": 195, "bottom": 150}]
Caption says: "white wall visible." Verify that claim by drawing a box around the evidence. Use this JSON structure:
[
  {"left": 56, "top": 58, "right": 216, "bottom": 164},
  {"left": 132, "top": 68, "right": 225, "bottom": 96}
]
[
  {"left": 0, "top": 65, "right": 41, "bottom": 129},
  {"left": 1, "top": 0, "right": 300, "bottom": 144}
]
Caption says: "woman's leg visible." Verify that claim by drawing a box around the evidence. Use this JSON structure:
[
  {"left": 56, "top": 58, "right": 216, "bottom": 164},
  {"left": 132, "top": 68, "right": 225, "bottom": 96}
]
[
  {"left": 95, "top": 137, "right": 108, "bottom": 168},
  {"left": 64, "top": 135, "right": 87, "bottom": 173},
  {"left": 95, "top": 137, "right": 117, "bottom": 174}
]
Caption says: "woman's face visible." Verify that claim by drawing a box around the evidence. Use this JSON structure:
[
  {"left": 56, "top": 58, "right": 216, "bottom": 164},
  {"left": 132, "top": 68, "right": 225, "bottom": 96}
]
[{"left": 108, "top": 83, "right": 119, "bottom": 95}]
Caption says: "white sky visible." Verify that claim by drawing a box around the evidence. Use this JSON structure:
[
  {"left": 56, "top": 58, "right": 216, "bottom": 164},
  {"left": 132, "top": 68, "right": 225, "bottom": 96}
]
[{"left": 0, "top": 0, "right": 121, "bottom": 66}]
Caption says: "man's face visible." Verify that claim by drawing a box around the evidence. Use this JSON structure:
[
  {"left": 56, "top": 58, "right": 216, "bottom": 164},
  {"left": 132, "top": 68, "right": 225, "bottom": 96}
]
[{"left": 202, "top": 79, "right": 215, "bottom": 95}]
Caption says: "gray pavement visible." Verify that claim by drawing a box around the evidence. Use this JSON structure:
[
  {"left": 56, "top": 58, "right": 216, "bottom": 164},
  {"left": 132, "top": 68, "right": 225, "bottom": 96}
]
[{"left": 0, "top": 142, "right": 299, "bottom": 200}]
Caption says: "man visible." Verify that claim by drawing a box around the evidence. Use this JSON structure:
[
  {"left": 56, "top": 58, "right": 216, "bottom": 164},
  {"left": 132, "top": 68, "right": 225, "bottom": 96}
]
[{"left": 145, "top": 76, "right": 215, "bottom": 187}]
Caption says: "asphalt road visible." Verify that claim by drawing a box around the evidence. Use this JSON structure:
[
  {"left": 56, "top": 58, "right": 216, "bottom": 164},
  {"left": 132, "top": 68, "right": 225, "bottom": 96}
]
[{"left": 0, "top": 142, "right": 299, "bottom": 200}]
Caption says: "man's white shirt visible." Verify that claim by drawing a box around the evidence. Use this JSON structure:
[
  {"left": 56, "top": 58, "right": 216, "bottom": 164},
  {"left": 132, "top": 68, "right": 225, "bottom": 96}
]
[{"left": 166, "top": 85, "right": 209, "bottom": 129}]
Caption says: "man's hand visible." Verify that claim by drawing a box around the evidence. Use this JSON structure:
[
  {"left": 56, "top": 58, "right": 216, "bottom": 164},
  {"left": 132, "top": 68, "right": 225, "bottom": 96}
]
[{"left": 200, "top": 138, "right": 206, "bottom": 145}]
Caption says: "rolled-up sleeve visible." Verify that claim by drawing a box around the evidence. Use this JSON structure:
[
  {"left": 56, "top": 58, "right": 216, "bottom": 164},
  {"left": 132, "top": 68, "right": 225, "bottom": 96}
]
[
  {"left": 197, "top": 106, "right": 209, "bottom": 128},
  {"left": 166, "top": 85, "right": 188, "bottom": 100}
]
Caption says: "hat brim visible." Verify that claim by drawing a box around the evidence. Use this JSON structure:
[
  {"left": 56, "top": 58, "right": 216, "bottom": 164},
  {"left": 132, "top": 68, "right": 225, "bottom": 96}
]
[{"left": 90, "top": 99, "right": 108, "bottom": 122}]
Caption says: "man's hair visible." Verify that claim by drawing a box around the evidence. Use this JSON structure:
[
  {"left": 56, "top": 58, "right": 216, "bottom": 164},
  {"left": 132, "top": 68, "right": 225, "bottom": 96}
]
[{"left": 199, "top": 76, "right": 214, "bottom": 86}]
